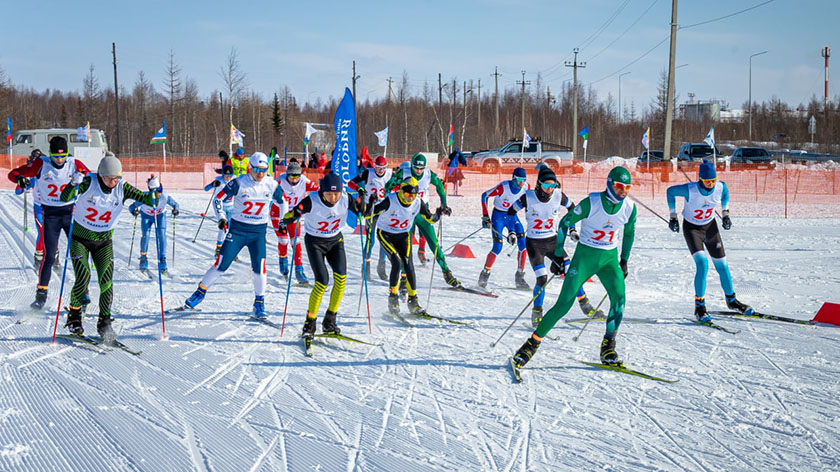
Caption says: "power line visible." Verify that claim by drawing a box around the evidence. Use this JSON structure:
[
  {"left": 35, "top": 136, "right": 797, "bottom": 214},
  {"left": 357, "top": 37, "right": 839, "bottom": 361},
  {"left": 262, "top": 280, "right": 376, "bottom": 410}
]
[
  {"left": 577, "top": 0, "right": 631, "bottom": 51},
  {"left": 680, "top": 0, "right": 775, "bottom": 29},
  {"left": 588, "top": 0, "right": 661, "bottom": 62}
]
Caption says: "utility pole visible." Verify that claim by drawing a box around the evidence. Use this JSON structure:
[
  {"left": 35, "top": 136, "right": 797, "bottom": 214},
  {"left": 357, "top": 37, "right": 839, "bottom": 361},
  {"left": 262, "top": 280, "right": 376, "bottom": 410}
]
[
  {"left": 386, "top": 76, "right": 393, "bottom": 127},
  {"left": 545, "top": 86, "right": 553, "bottom": 139},
  {"left": 493, "top": 67, "right": 501, "bottom": 137},
  {"left": 352, "top": 61, "right": 360, "bottom": 154},
  {"left": 823, "top": 46, "right": 831, "bottom": 127},
  {"left": 516, "top": 71, "right": 530, "bottom": 138},
  {"left": 663, "top": 0, "right": 679, "bottom": 163},
  {"left": 477, "top": 79, "right": 482, "bottom": 130},
  {"left": 438, "top": 73, "right": 445, "bottom": 153},
  {"left": 565, "top": 49, "right": 586, "bottom": 157},
  {"left": 112, "top": 42, "right": 121, "bottom": 154}
]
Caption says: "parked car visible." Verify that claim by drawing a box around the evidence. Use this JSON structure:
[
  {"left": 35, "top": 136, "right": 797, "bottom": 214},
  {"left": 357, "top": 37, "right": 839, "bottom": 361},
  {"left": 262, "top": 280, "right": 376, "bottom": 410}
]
[
  {"left": 11, "top": 128, "right": 109, "bottom": 170},
  {"left": 638, "top": 150, "right": 664, "bottom": 161},
  {"left": 731, "top": 147, "right": 774, "bottom": 164},
  {"left": 677, "top": 142, "right": 723, "bottom": 162},
  {"left": 471, "top": 139, "right": 573, "bottom": 173}
]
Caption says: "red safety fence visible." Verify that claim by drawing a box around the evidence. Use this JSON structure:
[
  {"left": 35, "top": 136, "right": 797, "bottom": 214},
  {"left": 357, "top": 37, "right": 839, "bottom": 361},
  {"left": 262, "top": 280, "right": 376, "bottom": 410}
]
[{"left": 2, "top": 154, "right": 838, "bottom": 217}]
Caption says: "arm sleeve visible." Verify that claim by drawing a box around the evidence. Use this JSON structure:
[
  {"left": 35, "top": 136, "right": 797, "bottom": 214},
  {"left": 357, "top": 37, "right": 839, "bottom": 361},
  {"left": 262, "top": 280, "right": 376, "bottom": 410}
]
[
  {"left": 204, "top": 181, "right": 215, "bottom": 192},
  {"left": 620, "top": 205, "right": 638, "bottom": 261},
  {"left": 555, "top": 198, "right": 592, "bottom": 256},
  {"left": 8, "top": 159, "right": 43, "bottom": 183},
  {"left": 124, "top": 182, "right": 155, "bottom": 206},
  {"left": 167, "top": 196, "right": 180, "bottom": 211},
  {"left": 348, "top": 170, "right": 368, "bottom": 190},
  {"left": 60, "top": 175, "right": 91, "bottom": 201},
  {"left": 666, "top": 183, "right": 690, "bottom": 214},
  {"left": 284, "top": 196, "right": 312, "bottom": 220},
  {"left": 214, "top": 180, "right": 239, "bottom": 216},
  {"left": 74, "top": 160, "right": 91, "bottom": 174},
  {"left": 560, "top": 192, "right": 575, "bottom": 210},
  {"left": 481, "top": 184, "right": 504, "bottom": 215},
  {"left": 429, "top": 172, "right": 447, "bottom": 207},
  {"left": 720, "top": 182, "right": 730, "bottom": 211},
  {"left": 418, "top": 201, "right": 438, "bottom": 224},
  {"left": 371, "top": 197, "right": 391, "bottom": 218},
  {"left": 508, "top": 194, "right": 527, "bottom": 215}
]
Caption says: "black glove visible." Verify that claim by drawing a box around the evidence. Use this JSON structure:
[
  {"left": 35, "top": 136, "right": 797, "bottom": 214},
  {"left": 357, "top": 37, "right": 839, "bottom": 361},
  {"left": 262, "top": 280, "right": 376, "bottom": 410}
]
[
  {"left": 276, "top": 221, "right": 287, "bottom": 233},
  {"left": 620, "top": 259, "right": 629, "bottom": 279},
  {"left": 432, "top": 206, "right": 443, "bottom": 223},
  {"left": 568, "top": 227, "right": 580, "bottom": 242},
  {"left": 357, "top": 187, "right": 367, "bottom": 202},
  {"left": 506, "top": 232, "right": 517, "bottom": 245},
  {"left": 550, "top": 259, "right": 566, "bottom": 275},
  {"left": 131, "top": 208, "right": 140, "bottom": 217},
  {"left": 15, "top": 176, "right": 29, "bottom": 189},
  {"left": 172, "top": 209, "right": 180, "bottom": 217},
  {"left": 668, "top": 217, "right": 680, "bottom": 233},
  {"left": 440, "top": 205, "right": 452, "bottom": 216},
  {"left": 721, "top": 210, "right": 732, "bottom": 230},
  {"left": 212, "top": 179, "right": 222, "bottom": 188},
  {"left": 481, "top": 215, "right": 491, "bottom": 229},
  {"left": 218, "top": 219, "right": 228, "bottom": 230}
]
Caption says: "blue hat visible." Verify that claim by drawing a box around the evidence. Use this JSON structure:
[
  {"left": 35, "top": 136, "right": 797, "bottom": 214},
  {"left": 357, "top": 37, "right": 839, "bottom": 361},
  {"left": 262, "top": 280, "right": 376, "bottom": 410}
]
[
  {"left": 699, "top": 160, "right": 716, "bottom": 180},
  {"left": 512, "top": 167, "right": 527, "bottom": 179},
  {"left": 235, "top": 147, "right": 245, "bottom": 156},
  {"left": 321, "top": 173, "right": 343, "bottom": 192}
]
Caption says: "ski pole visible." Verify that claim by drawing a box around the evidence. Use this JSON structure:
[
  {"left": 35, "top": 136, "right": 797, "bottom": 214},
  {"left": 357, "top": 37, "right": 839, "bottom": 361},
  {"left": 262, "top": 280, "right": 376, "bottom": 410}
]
[
  {"left": 572, "top": 293, "right": 609, "bottom": 342},
  {"left": 357, "top": 213, "right": 372, "bottom": 333},
  {"left": 51, "top": 185, "right": 80, "bottom": 345},
  {"left": 151, "top": 202, "right": 167, "bottom": 339},
  {"left": 443, "top": 226, "right": 483, "bottom": 253},
  {"left": 128, "top": 214, "right": 138, "bottom": 267},
  {"left": 425, "top": 216, "right": 444, "bottom": 308},
  {"left": 192, "top": 191, "right": 215, "bottom": 243},
  {"left": 171, "top": 215, "right": 176, "bottom": 266},
  {"left": 355, "top": 218, "right": 369, "bottom": 316},
  {"left": 634, "top": 198, "right": 669, "bottom": 224},
  {"left": 489, "top": 274, "right": 557, "bottom": 348},
  {"left": 279, "top": 221, "right": 300, "bottom": 337},
  {"left": 22, "top": 189, "right": 28, "bottom": 269}
]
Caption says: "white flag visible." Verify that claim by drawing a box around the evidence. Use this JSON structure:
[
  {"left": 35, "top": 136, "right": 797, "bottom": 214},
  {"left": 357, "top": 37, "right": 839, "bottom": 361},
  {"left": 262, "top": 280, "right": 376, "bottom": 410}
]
[
  {"left": 523, "top": 128, "right": 531, "bottom": 149},
  {"left": 642, "top": 128, "right": 650, "bottom": 150},
  {"left": 304, "top": 122, "right": 317, "bottom": 145},
  {"left": 374, "top": 127, "right": 389, "bottom": 147},
  {"left": 703, "top": 126, "right": 715, "bottom": 148}
]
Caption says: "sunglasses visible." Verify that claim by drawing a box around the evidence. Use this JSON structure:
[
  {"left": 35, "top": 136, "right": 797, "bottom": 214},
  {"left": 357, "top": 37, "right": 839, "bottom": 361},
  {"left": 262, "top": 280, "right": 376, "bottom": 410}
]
[
  {"left": 251, "top": 167, "right": 268, "bottom": 174},
  {"left": 288, "top": 174, "right": 301, "bottom": 180},
  {"left": 514, "top": 177, "right": 527, "bottom": 183},
  {"left": 700, "top": 177, "right": 717, "bottom": 186},
  {"left": 102, "top": 175, "right": 121, "bottom": 182},
  {"left": 402, "top": 190, "right": 418, "bottom": 199},
  {"left": 51, "top": 153, "right": 68, "bottom": 160},
  {"left": 612, "top": 181, "right": 632, "bottom": 192},
  {"left": 540, "top": 181, "right": 557, "bottom": 189}
]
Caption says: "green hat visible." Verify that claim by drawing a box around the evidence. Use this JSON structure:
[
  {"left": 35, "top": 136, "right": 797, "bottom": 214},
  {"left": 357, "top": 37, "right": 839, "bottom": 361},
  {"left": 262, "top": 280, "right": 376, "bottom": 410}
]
[
  {"left": 607, "top": 166, "right": 631, "bottom": 186},
  {"left": 411, "top": 153, "right": 426, "bottom": 167}
]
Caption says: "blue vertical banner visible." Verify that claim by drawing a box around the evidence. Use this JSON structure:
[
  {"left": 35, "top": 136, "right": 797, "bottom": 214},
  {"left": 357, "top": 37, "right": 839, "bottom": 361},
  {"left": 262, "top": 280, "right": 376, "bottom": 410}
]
[{"left": 331, "top": 87, "right": 359, "bottom": 228}]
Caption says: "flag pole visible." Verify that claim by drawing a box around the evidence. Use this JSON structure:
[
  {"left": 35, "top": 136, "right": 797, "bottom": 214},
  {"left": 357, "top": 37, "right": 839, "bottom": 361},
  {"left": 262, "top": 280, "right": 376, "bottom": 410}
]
[{"left": 163, "top": 141, "right": 167, "bottom": 181}]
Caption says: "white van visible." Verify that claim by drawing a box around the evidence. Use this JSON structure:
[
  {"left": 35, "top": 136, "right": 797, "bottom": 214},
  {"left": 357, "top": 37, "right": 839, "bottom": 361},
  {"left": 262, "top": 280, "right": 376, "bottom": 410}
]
[{"left": 11, "top": 128, "right": 109, "bottom": 170}]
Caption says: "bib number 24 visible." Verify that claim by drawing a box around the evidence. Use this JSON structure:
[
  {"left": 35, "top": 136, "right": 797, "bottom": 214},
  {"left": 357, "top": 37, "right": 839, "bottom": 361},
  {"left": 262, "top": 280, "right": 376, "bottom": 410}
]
[{"left": 84, "top": 207, "right": 112, "bottom": 224}]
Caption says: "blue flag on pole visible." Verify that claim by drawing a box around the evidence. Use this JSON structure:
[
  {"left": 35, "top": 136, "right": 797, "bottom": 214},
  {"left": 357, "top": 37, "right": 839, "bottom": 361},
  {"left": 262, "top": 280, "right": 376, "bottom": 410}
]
[{"left": 331, "top": 88, "right": 358, "bottom": 228}]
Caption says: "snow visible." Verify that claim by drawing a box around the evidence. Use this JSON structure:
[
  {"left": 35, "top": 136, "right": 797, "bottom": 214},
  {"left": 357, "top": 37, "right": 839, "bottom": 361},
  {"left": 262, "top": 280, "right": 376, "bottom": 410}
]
[{"left": 0, "top": 190, "right": 839, "bottom": 471}]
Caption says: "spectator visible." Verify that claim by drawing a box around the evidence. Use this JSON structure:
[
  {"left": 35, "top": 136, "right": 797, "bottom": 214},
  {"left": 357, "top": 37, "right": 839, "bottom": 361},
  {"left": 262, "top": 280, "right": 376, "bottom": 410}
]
[
  {"left": 318, "top": 152, "right": 328, "bottom": 170},
  {"left": 447, "top": 147, "right": 467, "bottom": 195},
  {"left": 308, "top": 152, "right": 319, "bottom": 169},
  {"left": 230, "top": 147, "right": 249, "bottom": 176},
  {"left": 215, "top": 150, "right": 231, "bottom": 175}
]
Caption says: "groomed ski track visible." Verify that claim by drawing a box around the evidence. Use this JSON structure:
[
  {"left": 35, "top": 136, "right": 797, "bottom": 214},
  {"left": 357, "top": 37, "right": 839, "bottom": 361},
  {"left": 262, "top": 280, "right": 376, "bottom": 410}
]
[{"left": 0, "top": 190, "right": 837, "bottom": 471}]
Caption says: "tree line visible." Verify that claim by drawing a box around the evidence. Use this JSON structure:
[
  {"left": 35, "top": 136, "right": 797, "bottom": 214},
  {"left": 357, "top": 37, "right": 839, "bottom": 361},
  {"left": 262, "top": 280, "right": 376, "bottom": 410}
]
[{"left": 1, "top": 50, "right": 837, "bottom": 160}]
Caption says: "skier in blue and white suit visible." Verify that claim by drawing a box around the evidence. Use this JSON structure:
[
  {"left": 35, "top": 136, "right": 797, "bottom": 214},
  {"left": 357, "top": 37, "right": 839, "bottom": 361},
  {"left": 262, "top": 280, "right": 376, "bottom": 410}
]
[
  {"left": 129, "top": 174, "right": 180, "bottom": 273},
  {"left": 203, "top": 164, "right": 236, "bottom": 255}
]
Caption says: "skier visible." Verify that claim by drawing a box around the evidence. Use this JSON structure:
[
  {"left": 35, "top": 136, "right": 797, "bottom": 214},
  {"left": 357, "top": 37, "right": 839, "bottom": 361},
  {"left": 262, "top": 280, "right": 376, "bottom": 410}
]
[
  {"left": 478, "top": 167, "right": 530, "bottom": 290},
  {"left": 183, "top": 152, "right": 286, "bottom": 318},
  {"left": 8, "top": 136, "right": 91, "bottom": 309},
  {"left": 511, "top": 166, "right": 637, "bottom": 369},
  {"left": 281, "top": 173, "right": 367, "bottom": 340},
  {"left": 666, "top": 160, "right": 753, "bottom": 322},
  {"left": 129, "top": 174, "right": 180, "bottom": 274},
  {"left": 230, "top": 147, "right": 249, "bottom": 177},
  {"left": 347, "top": 155, "right": 393, "bottom": 280},
  {"left": 59, "top": 155, "right": 156, "bottom": 340},
  {"left": 371, "top": 176, "right": 442, "bottom": 316},
  {"left": 204, "top": 165, "right": 235, "bottom": 255},
  {"left": 507, "top": 166, "right": 602, "bottom": 327},
  {"left": 15, "top": 150, "right": 47, "bottom": 266},
  {"left": 270, "top": 161, "right": 318, "bottom": 283},
  {"left": 385, "top": 153, "right": 461, "bottom": 288}
]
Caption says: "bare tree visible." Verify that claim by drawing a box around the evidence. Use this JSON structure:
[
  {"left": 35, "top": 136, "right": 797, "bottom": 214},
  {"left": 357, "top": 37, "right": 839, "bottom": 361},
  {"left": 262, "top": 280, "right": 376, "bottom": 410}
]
[
  {"left": 219, "top": 47, "right": 247, "bottom": 129},
  {"left": 82, "top": 64, "right": 100, "bottom": 123}
]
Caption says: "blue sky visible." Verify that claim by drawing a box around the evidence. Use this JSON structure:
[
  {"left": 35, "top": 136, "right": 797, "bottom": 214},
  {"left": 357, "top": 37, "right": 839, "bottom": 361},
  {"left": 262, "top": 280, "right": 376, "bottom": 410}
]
[{"left": 4, "top": 0, "right": 836, "bottom": 113}]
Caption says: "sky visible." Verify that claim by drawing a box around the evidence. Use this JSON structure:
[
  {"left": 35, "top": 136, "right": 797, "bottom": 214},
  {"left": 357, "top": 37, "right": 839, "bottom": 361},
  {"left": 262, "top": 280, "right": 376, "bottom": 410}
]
[{"left": 3, "top": 0, "right": 836, "bottom": 116}]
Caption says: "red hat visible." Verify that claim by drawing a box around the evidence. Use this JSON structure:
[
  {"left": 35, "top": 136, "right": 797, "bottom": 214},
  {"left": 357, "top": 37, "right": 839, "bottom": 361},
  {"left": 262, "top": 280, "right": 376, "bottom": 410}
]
[{"left": 374, "top": 155, "right": 388, "bottom": 167}]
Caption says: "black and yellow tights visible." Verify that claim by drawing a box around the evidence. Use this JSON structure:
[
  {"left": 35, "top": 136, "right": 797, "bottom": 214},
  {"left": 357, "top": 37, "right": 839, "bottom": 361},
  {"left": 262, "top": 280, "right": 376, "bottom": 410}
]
[
  {"left": 304, "top": 233, "right": 347, "bottom": 321},
  {"left": 69, "top": 226, "right": 115, "bottom": 318}
]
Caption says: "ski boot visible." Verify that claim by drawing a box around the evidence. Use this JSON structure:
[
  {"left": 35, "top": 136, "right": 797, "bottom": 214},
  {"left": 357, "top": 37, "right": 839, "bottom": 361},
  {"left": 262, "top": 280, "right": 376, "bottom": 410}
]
[
  {"left": 30, "top": 288, "right": 48, "bottom": 310},
  {"left": 514, "top": 270, "right": 530, "bottom": 290},
  {"left": 139, "top": 255, "right": 149, "bottom": 271},
  {"left": 159, "top": 258, "right": 168, "bottom": 275},
  {"left": 418, "top": 250, "right": 428, "bottom": 265},
  {"left": 695, "top": 296, "right": 712, "bottom": 323},
  {"left": 477, "top": 269, "right": 490, "bottom": 289},
  {"left": 377, "top": 262, "right": 388, "bottom": 281},
  {"left": 443, "top": 269, "right": 461, "bottom": 288},
  {"left": 279, "top": 256, "right": 289, "bottom": 278},
  {"left": 295, "top": 265, "right": 309, "bottom": 284},
  {"left": 184, "top": 285, "right": 207, "bottom": 309},
  {"left": 407, "top": 295, "right": 425, "bottom": 315},
  {"left": 399, "top": 277, "right": 408, "bottom": 300},
  {"left": 388, "top": 293, "right": 400, "bottom": 315},
  {"left": 65, "top": 306, "right": 84, "bottom": 335},
  {"left": 252, "top": 295, "right": 266, "bottom": 319},
  {"left": 97, "top": 315, "right": 116, "bottom": 345},
  {"left": 531, "top": 306, "right": 543, "bottom": 328},
  {"left": 600, "top": 335, "right": 622, "bottom": 365},
  {"left": 322, "top": 310, "right": 340, "bottom": 335},
  {"left": 726, "top": 293, "right": 754, "bottom": 315},
  {"left": 512, "top": 336, "right": 541, "bottom": 368},
  {"left": 301, "top": 315, "right": 317, "bottom": 341},
  {"left": 578, "top": 296, "right": 605, "bottom": 319}
]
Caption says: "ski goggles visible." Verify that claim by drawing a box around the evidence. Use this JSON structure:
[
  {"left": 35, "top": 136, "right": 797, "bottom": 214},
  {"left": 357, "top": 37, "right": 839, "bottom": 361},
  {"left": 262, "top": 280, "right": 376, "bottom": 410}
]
[
  {"left": 50, "top": 152, "right": 68, "bottom": 161},
  {"left": 612, "top": 181, "right": 632, "bottom": 192},
  {"left": 287, "top": 173, "right": 301, "bottom": 181},
  {"left": 540, "top": 181, "right": 557, "bottom": 190},
  {"left": 251, "top": 166, "right": 268, "bottom": 174},
  {"left": 514, "top": 177, "right": 527, "bottom": 183},
  {"left": 700, "top": 177, "right": 717, "bottom": 187},
  {"left": 413, "top": 165, "right": 426, "bottom": 172},
  {"left": 402, "top": 185, "right": 419, "bottom": 197}
]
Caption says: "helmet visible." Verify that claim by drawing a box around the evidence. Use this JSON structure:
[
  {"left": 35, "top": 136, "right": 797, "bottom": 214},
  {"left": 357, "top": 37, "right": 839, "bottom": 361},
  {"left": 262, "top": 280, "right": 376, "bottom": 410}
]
[
  {"left": 250, "top": 152, "right": 269, "bottom": 169},
  {"left": 398, "top": 176, "right": 419, "bottom": 204},
  {"left": 374, "top": 155, "right": 388, "bottom": 168},
  {"left": 147, "top": 174, "right": 161, "bottom": 190},
  {"left": 321, "top": 173, "right": 343, "bottom": 192},
  {"left": 411, "top": 153, "right": 426, "bottom": 168},
  {"left": 286, "top": 162, "right": 302, "bottom": 176},
  {"left": 98, "top": 155, "right": 123, "bottom": 177},
  {"left": 606, "top": 166, "right": 632, "bottom": 201}
]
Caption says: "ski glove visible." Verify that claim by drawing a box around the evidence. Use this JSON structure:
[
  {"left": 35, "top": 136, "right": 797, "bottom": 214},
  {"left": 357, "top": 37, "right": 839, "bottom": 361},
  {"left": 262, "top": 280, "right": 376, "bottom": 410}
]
[
  {"left": 568, "top": 226, "right": 580, "bottom": 242},
  {"left": 440, "top": 205, "right": 452, "bottom": 216},
  {"left": 550, "top": 258, "right": 566, "bottom": 276},
  {"left": 211, "top": 179, "right": 222, "bottom": 188},
  {"left": 15, "top": 176, "right": 29, "bottom": 189},
  {"left": 276, "top": 222, "right": 287, "bottom": 233},
  {"left": 481, "top": 215, "right": 491, "bottom": 229},
  {"left": 620, "top": 259, "right": 629, "bottom": 279},
  {"left": 71, "top": 171, "right": 84, "bottom": 186},
  {"left": 218, "top": 219, "right": 228, "bottom": 230},
  {"left": 172, "top": 209, "right": 180, "bottom": 217},
  {"left": 131, "top": 208, "right": 140, "bottom": 217},
  {"left": 668, "top": 213, "right": 680, "bottom": 232},
  {"left": 721, "top": 210, "right": 732, "bottom": 230},
  {"left": 506, "top": 232, "right": 517, "bottom": 246}
]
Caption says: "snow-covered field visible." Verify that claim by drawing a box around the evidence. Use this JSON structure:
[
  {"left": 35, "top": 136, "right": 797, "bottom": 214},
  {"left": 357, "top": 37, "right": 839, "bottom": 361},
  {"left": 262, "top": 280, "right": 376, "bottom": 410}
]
[{"left": 0, "top": 190, "right": 838, "bottom": 472}]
